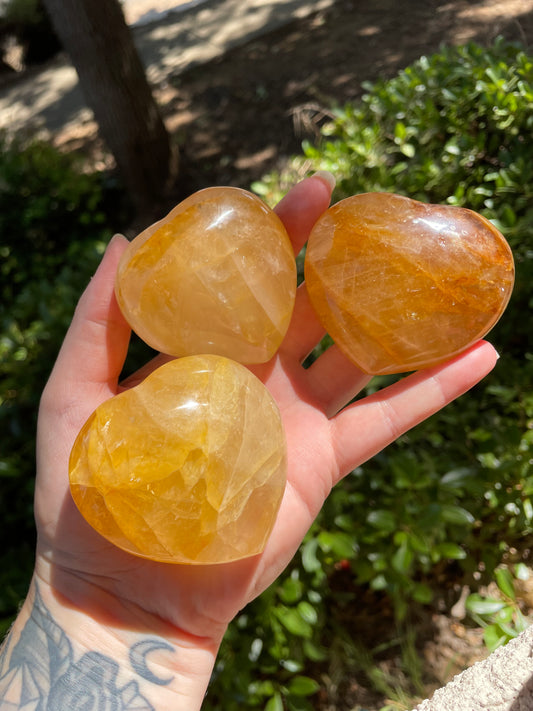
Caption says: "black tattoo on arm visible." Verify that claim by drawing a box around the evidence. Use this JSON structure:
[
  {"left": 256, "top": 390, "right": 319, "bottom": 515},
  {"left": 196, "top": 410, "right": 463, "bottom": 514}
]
[
  {"left": 130, "top": 640, "right": 174, "bottom": 686},
  {"left": 0, "top": 583, "right": 176, "bottom": 710}
]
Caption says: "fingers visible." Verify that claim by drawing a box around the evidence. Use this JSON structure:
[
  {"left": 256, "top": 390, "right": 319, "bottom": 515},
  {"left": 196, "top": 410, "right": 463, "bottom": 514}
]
[
  {"left": 274, "top": 173, "right": 335, "bottom": 361},
  {"left": 305, "top": 343, "right": 372, "bottom": 417},
  {"left": 46, "top": 235, "right": 131, "bottom": 401},
  {"left": 280, "top": 283, "right": 326, "bottom": 361},
  {"left": 330, "top": 340, "right": 499, "bottom": 482},
  {"left": 274, "top": 171, "right": 334, "bottom": 255}
]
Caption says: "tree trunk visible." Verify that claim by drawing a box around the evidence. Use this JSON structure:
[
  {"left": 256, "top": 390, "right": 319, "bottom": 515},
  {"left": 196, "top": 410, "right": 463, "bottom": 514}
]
[{"left": 42, "top": 0, "right": 176, "bottom": 212}]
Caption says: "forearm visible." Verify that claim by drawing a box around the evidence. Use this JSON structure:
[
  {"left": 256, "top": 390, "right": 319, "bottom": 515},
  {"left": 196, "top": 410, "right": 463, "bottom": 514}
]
[{"left": 0, "top": 576, "right": 219, "bottom": 710}]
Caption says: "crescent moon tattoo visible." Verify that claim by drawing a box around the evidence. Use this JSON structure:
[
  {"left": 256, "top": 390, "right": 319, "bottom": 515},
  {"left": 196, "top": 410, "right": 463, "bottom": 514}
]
[{"left": 129, "top": 639, "right": 175, "bottom": 686}]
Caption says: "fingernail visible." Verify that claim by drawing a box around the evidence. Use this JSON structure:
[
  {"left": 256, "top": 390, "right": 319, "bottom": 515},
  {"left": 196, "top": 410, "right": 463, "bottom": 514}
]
[
  {"left": 105, "top": 233, "right": 126, "bottom": 252},
  {"left": 311, "top": 170, "right": 336, "bottom": 191}
]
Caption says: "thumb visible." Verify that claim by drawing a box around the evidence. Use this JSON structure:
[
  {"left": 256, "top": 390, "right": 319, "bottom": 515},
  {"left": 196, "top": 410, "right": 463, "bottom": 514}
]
[{"left": 40, "top": 234, "right": 131, "bottom": 426}]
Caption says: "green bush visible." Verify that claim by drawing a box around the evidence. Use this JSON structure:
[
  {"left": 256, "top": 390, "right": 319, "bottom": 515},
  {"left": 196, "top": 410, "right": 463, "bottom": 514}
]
[
  {"left": 236, "top": 39, "right": 533, "bottom": 707},
  {"left": 2, "top": 38, "right": 533, "bottom": 710},
  {"left": 0, "top": 135, "right": 113, "bottom": 629},
  {"left": 0, "top": 133, "right": 108, "bottom": 299},
  {"left": 466, "top": 564, "right": 530, "bottom": 652},
  {"left": 257, "top": 39, "right": 533, "bottom": 355}
]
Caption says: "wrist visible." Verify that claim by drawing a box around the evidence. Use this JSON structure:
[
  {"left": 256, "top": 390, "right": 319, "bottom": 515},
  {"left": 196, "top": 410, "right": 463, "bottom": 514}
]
[{"left": 1, "top": 573, "right": 220, "bottom": 711}]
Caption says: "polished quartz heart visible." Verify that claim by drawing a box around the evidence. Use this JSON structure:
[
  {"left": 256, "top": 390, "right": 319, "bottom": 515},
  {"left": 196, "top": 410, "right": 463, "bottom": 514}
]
[
  {"left": 305, "top": 193, "right": 514, "bottom": 375},
  {"left": 115, "top": 187, "right": 296, "bottom": 364},
  {"left": 69, "top": 355, "right": 287, "bottom": 564}
]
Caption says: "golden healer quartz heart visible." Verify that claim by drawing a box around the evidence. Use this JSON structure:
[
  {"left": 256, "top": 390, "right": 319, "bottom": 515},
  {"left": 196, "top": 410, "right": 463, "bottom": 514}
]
[
  {"left": 305, "top": 192, "right": 515, "bottom": 375},
  {"left": 68, "top": 355, "right": 287, "bottom": 564},
  {"left": 115, "top": 187, "right": 296, "bottom": 364}
]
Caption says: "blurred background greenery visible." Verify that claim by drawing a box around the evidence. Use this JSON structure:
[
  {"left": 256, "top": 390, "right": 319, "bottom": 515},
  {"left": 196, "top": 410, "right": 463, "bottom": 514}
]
[{"left": 1, "top": 10, "right": 532, "bottom": 709}]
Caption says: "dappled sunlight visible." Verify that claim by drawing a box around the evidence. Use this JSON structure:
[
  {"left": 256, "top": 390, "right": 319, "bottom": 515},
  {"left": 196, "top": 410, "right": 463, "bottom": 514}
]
[{"left": 1, "top": 0, "right": 533, "bottom": 192}]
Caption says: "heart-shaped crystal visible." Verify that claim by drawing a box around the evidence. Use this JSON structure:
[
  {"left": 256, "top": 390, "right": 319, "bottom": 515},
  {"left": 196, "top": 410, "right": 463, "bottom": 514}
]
[
  {"left": 69, "top": 355, "right": 287, "bottom": 564},
  {"left": 115, "top": 187, "right": 296, "bottom": 364},
  {"left": 305, "top": 193, "right": 514, "bottom": 375}
]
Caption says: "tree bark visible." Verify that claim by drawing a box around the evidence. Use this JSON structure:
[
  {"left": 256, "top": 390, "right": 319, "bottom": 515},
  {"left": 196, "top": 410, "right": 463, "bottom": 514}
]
[
  {"left": 43, "top": 0, "right": 176, "bottom": 212},
  {"left": 412, "top": 625, "right": 533, "bottom": 711}
]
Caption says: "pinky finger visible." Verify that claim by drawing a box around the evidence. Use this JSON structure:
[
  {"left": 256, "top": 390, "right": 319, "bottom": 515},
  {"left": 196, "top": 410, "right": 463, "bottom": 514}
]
[{"left": 330, "top": 340, "right": 499, "bottom": 483}]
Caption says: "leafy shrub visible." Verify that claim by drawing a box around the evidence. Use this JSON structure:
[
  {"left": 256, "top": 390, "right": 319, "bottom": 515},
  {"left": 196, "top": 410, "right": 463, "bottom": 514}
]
[
  {"left": 207, "top": 567, "right": 327, "bottom": 711},
  {"left": 2, "top": 38, "right": 533, "bottom": 710},
  {"left": 466, "top": 564, "right": 531, "bottom": 651},
  {"left": 285, "top": 40, "right": 533, "bottom": 609},
  {"left": 0, "top": 133, "right": 108, "bottom": 299},
  {"left": 256, "top": 38, "right": 533, "bottom": 357},
  {"left": 0, "top": 135, "right": 113, "bottom": 628},
  {"left": 230, "top": 38, "right": 533, "bottom": 706}
]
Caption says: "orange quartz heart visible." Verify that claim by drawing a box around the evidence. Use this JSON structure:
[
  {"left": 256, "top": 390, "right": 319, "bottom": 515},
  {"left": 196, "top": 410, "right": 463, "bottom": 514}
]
[
  {"left": 69, "top": 355, "right": 287, "bottom": 564},
  {"left": 115, "top": 187, "right": 296, "bottom": 364},
  {"left": 305, "top": 192, "right": 515, "bottom": 375}
]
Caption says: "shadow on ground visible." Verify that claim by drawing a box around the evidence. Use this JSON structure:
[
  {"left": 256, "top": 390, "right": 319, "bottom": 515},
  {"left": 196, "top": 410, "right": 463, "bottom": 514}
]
[
  {"left": 10, "top": 0, "right": 533, "bottom": 220},
  {"left": 158, "top": 0, "right": 533, "bottom": 195}
]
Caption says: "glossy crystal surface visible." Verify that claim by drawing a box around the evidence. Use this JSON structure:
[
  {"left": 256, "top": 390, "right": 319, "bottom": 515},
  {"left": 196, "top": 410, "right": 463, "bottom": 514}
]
[
  {"left": 69, "top": 355, "right": 287, "bottom": 564},
  {"left": 305, "top": 193, "right": 515, "bottom": 375},
  {"left": 115, "top": 187, "right": 296, "bottom": 364}
]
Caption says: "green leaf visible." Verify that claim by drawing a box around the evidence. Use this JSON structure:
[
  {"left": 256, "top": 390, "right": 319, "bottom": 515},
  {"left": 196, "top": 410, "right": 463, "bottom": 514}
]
[
  {"left": 392, "top": 541, "right": 414, "bottom": 574},
  {"left": 494, "top": 617, "right": 522, "bottom": 639},
  {"left": 440, "top": 467, "right": 476, "bottom": 490},
  {"left": 252, "top": 680, "right": 275, "bottom": 697},
  {"left": 494, "top": 606, "right": 514, "bottom": 624},
  {"left": 523, "top": 497, "right": 533, "bottom": 522},
  {"left": 301, "top": 538, "right": 321, "bottom": 573},
  {"left": 483, "top": 624, "right": 508, "bottom": 652},
  {"left": 495, "top": 567, "right": 516, "bottom": 601},
  {"left": 412, "top": 582, "right": 433, "bottom": 604},
  {"left": 367, "top": 510, "right": 396, "bottom": 533},
  {"left": 274, "top": 607, "right": 313, "bottom": 638},
  {"left": 440, "top": 505, "right": 475, "bottom": 526},
  {"left": 394, "top": 121, "right": 407, "bottom": 141},
  {"left": 370, "top": 573, "right": 388, "bottom": 591},
  {"left": 436, "top": 542, "right": 467, "bottom": 560},
  {"left": 278, "top": 575, "right": 303, "bottom": 604},
  {"left": 444, "top": 141, "right": 461, "bottom": 155},
  {"left": 265, "top": 692, "right": 284, "bottom": 711},
  {"left": 466, "top": 594, "right": 507, "bottom": 616},
  {"left": 297, "top": 601, "right": 318, "bottom": 625},
  {"left": 400, "top": 142, "right": 415, "bottom": 158},
  {"left": 317, "top": 531, "right": 356, "bottom": 559},
  {"left": 280, "top": 659, "right": 303, "bottom": 673},
  {"left": 515, "top": 563, "right": 531, "bottom": 582},
  {"left": 302, "top": 639, "right": 327, "bottom": 662},
  {"left": 287, "top": 676, "right": 320, "bottom": 697}
]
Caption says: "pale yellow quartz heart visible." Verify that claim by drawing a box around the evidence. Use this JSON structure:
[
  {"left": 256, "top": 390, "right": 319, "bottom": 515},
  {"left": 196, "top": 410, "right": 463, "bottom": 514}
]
[
  {"left": 305, "top": 192, "right": 515, "bottom": 375},
  {"left": 115, "top": 187, "right": 296, "bottom": 363},
  {"left": 69, "top": 355, "right": 287, "bottom": 564}
]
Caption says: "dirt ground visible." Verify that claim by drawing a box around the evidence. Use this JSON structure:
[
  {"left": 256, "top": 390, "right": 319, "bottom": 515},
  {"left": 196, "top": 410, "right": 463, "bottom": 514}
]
[
  {"left": 156, "top": 0, "right": 533, "bottom": 195},
  {"left": 49, "top": 0, "right": 533, "bottom": 211},
  {"left": 7, "top": 1, "right": 533, "bottom": 708}
]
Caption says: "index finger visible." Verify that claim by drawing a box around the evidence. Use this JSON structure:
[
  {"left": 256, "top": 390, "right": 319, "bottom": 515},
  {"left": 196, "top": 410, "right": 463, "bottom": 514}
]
[{"left": 274, "top": 171, "right": 335, "bottom": 254}]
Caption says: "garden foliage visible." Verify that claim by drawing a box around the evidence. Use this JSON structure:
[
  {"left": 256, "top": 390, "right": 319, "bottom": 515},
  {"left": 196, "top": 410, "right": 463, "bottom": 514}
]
[
  {"left": 225, "top": 38, "right": 533, "bottom": 708},
  {"left": 0, "top": 134, "right": 112, "bottom": 628},
  {"left": 1, "top": 38, "right": 532, "bottom": 710}
]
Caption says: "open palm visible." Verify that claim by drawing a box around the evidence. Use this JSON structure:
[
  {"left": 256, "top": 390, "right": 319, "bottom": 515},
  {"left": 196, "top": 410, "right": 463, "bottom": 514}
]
[{"left": 34, "top": 175, "right": 498, "bottom": 646}]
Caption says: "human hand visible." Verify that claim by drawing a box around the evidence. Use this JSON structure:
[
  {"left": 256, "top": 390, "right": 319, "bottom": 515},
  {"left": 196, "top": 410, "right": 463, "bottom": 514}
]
[{"left": 29, "top": 174, "right": 497, "bottom": 706}]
